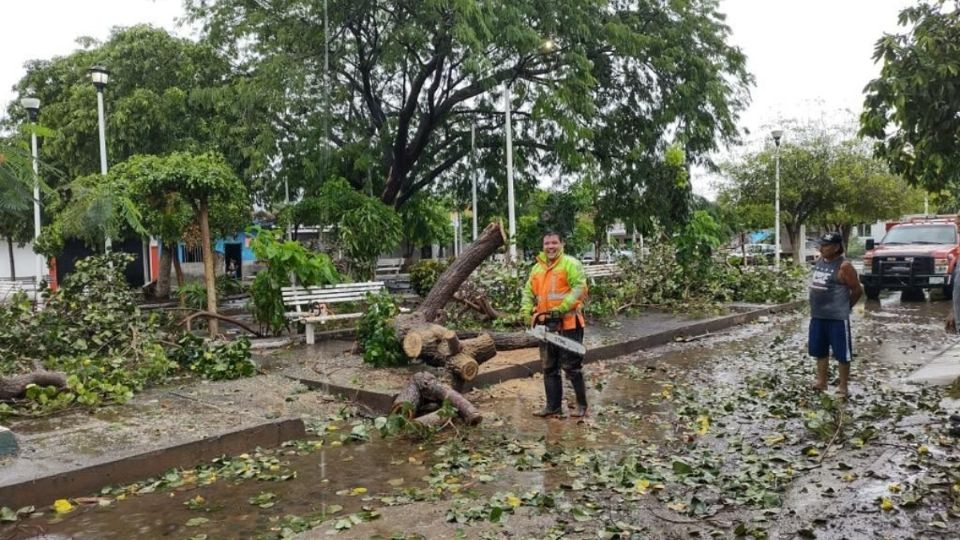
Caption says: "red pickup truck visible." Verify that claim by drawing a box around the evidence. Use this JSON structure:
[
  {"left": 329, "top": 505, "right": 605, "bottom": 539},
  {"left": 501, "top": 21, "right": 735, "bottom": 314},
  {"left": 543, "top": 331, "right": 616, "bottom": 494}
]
[{"left": 860, "top": 216, "right": 960, "bottom": 300}]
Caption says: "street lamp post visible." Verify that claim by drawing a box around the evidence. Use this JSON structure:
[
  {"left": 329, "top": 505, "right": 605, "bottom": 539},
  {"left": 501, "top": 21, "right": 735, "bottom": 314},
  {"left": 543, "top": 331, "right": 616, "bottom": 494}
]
[
  {"left": 20, "top": 97, "right": 43, "bottom": 294},
  {"left": 503, "top": 82, "right": 517, "bottom": 262},
  {"left": 89, "top": 66, "right": 111, "bottom": 252},
  {"left": 471, "top": 125, "right": 478, "bottom": 241},
  {"left": 771, "top": 129, "right": 783, "bottom": 270}
]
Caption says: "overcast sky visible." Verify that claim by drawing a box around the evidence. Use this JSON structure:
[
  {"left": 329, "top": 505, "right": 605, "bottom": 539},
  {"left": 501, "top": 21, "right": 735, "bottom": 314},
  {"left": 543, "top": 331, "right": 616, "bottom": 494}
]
[{"left": 0, "top": 0, "right": 916, "bottom": 197}]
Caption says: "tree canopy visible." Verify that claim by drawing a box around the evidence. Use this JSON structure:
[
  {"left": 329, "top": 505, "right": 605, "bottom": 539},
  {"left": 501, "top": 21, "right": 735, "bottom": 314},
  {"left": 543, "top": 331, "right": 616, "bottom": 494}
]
[
  {"left": 186, "top": 0, "right": 752, "bottom": 217},
  {"left": 861, "top": 0, "right": 960, "bottom": 191}
]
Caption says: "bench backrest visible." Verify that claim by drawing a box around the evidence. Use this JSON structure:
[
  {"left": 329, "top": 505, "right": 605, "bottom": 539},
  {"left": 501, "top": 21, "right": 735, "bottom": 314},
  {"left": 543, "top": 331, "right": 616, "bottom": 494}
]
[
  {"left": 281, "top": 282, "right": 385, "bottom": 311},
  {"left": 375, "top": 258, "right": 404, "bottom": 275},
  {"left": 583, "top": 264, "right": 618, "bottom": 278}
]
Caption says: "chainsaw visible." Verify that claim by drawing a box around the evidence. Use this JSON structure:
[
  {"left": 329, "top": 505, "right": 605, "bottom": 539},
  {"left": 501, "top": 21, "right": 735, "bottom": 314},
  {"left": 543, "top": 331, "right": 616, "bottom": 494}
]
[{"left": 526, "top": 311, "right": 586, "bottom": 356}]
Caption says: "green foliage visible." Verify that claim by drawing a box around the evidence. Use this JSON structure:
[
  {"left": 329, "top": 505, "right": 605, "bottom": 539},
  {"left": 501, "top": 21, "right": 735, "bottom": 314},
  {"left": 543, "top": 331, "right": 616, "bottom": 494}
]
[
  {"left": 249, "top": 227, "right": 340, "bottom": 335},
  {"left": 674, "top": 211, "right": 724, "bottom": 274},
  {"left": 170, "top": 333, "right": 256, "bottom": 381},
  {"left": 178, "top": 276, "right": 245, "bottom": 310},
  {"left": 0, "top": 254, "right": 176, "bottom": 416},
  {"left": 409, "top": 259, "right": 452, "bottom": 297},
  {"left": 399, "top": 196, "right": 454, "bottom": 253},
  {"left": 340, "top": 197, "right": 403, "bottom": 279},
  {"left": 356, "top": 292, "right": 406, "bottom": 368},
  {"left": 861, "top": 1, "right": 960, "bottom": 192}
]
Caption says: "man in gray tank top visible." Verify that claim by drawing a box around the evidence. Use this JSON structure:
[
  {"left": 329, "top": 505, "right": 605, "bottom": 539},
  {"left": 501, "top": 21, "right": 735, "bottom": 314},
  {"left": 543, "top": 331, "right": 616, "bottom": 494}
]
[{"left": 809, "top": 232, "right": 863, "bottom": 397}]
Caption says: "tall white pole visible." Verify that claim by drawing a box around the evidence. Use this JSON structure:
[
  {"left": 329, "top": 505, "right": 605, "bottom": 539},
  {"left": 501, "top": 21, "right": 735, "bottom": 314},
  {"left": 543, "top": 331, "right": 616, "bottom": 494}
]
[
  {"left": 774, "top": 145, "right": 781, "bottom": 270},
  {"left": 471, "top": 125, "right": 478, "bottom": 241},
  {"left": 504, "top": 83, "right": 517, "bottom": 262},
  {"left": 284, "top": 178, "right": 292, "bottom": 241},
  {"left": 924, "top": 193, "right": 929, "bottom": 215},
  {"left": 30, "top": 130, "right": 42, "bottom": 291},
  {"left": 96, "top": 88, "right": 111, "bottom": 252}
]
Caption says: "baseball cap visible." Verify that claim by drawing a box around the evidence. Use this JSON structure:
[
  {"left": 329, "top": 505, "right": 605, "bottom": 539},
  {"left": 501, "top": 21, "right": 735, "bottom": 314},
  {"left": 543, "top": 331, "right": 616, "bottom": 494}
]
[{"left": 818, "top": 232, "right": 843, "bottom": 245}]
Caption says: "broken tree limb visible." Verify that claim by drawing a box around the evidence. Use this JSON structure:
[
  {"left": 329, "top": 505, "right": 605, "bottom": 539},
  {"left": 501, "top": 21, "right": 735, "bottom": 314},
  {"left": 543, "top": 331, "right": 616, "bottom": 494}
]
[
  {"left": 178, "top": 310, "right": 264, "bottom": 337},
  {"left": 413, "top": 410, "right": 453, "bottom": 429},
  {"left": 390, "top": 377, "right": 421, "bottom": 419},
  {"left": 414, "top": 372, "right": 483, "bottom": 425},
  {"left": 0, "top": 370, "right": 68, "bottom": 401},
  {"left": 459, "top": 333, "right": 496, "bottom": 364}
]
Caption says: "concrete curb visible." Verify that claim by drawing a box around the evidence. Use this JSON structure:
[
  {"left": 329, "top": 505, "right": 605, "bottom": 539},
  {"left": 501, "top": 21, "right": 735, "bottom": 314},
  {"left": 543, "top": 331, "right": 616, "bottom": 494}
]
[
  {"left": 0, "top": 418, "right": 306, "bottom": 510},
  {"left": 293, "top": 300, "right": 807, "bottom": 412}
]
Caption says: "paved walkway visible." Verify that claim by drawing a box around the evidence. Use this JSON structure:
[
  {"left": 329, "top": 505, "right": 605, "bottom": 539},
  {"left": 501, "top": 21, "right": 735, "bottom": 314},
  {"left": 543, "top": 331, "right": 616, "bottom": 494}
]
[{"left": 907, "top": 341, "right": 960, "bottom": 385}]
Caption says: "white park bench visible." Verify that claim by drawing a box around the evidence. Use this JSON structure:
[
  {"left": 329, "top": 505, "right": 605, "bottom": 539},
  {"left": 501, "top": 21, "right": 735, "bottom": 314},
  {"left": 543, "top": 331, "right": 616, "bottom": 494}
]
[
  {"left": 583, "top": 263, "right": 619, "bottom": 280},
  {"left": 282, "top": 281, "right": 386, "bottom": 345},
  {"left": 0, "top": 279, "right": 35, "bottom": 303},
  {"left": 375, "top": 257, "right": 404, "bottom": 276}
]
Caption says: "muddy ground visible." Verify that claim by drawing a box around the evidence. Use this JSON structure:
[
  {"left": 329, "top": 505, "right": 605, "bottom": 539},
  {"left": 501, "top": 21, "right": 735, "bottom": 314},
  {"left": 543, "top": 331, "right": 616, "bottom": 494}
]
[{"left": 2, "top": 295, "right": 958, "bottom": 540}]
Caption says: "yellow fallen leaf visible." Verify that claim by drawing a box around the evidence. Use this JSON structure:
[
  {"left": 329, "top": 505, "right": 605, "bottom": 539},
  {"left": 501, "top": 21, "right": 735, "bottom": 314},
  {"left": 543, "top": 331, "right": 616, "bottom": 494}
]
[
  {"left": 879, "top": 497, "right": 894, "bottom": 511},
  {"left": 387, "top": 478, "right": 405, "bottom": 487},
  {"left": 505, "top": 495, "right": 522, "bottom": 508},
  {"left": 695, "top": 415, "right": 710, "bottom": 436},
  {"left": 326, "top": 425, "right": 339, "bottom": 432},
  {"left": 763, "top": 433, "right": 786, "bottom": 446},
  {"left": 888, "top": 482, "right": 902, "bottom": 493},
  {"left": 574, "top": 454, "right": 585, "bottom": 466},
  {"left": 53, "top": 499, "right": 74, "bottom": 514},
  {"left": 330, "top": 441, "right": 342, "bottom": 447},
  {"left": 917, "top": 445, "right": 929, "bottom": 456},
  {"left": 805, "top": 447, "right": 820, "bottom": 457},
  {"left": 350, "top": 487, "right": 367, "bottom": 496},
  {"left": 842, "top": 473, "right": 856, "bottom": 482},
  {"left": 634, "top": 479, "right": 651, "bottom": 494},
  {"left": 666, "top": 501, "right": 687, "bottom": 512}
]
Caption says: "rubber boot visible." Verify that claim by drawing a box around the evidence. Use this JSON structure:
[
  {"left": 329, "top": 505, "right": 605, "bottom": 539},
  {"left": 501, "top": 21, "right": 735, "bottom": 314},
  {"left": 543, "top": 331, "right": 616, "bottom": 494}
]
[
  {"left": 569, "top": 370, "right": 588, "bottom": 417},
  {"left": 536, "top": 345, "right": 563, "bottom": 417}
]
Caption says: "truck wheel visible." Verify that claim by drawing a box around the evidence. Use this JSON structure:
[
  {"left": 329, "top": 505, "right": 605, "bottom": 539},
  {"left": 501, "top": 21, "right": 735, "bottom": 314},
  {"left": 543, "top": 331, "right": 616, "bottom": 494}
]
[{"left": 864, "top": 286, "right": 881, "bottom": 300}]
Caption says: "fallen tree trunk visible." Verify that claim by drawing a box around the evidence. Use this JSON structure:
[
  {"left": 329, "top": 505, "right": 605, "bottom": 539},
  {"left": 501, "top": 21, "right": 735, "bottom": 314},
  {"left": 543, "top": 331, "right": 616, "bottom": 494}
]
[
  {"left": 457, "top": 330, "right": 540, "bottom": 351},
  {"left": 0, "top": 370, "right": 68, "bottom": 401}
]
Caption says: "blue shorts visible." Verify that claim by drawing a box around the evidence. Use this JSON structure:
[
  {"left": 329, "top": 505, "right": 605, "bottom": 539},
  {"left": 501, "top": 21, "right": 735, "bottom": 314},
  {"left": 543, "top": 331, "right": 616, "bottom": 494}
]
[{"left": 808, "top": 318, "right": 853, "bottom": 363}]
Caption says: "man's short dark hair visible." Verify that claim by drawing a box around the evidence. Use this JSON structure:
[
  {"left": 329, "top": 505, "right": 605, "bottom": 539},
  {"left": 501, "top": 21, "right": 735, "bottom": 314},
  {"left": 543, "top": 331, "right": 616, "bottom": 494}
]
[{"left": 542, "top": 230, "right": 564, "bottom": 242}]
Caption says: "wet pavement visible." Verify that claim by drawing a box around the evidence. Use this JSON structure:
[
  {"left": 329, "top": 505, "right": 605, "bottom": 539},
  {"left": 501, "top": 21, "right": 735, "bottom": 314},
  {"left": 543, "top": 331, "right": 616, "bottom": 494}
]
[{"left": 2, "top": 291, "right": 958, "bottom": 539}]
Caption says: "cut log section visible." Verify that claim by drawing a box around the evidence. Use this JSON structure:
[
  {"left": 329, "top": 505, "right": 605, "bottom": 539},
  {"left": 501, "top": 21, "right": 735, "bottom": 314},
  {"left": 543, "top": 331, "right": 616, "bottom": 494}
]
[
  {"left": 0, "top": 370, "right": 68, "bottom": 401},
  {"left": 458, "top": 330, "right": 541, "bottom": 351},
  {"left": 389, "top": 377, "right": 421, "bottom": 419}
]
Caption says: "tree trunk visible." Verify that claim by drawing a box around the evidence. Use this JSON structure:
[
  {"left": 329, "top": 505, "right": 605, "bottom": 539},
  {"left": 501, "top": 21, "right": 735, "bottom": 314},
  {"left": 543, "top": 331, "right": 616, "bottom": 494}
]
[
  {"left": 0, "top": 370, "right": 67, "bottom": 400},
  {"left": 740, "top": 232, "right": 747, "bottom": 267},
  {"left": 415, "top": 221, "right": 506, "bottom": 322},
  {"left": 390, "top": 378, "right": 421, "bottom": 419},
  {"left": 198, "top": 200, "right": 219, "bottom": 337},
  {"left": 840, "top": 224, "right": 853, "bottom": 248},
  {"left": 786, "top": 223, "right": 802, "bottom": 265},
  {"left": 172, "top": 245, "right": 185, "bottom": 287},
  {"left": 6, "top": 235, "right": 15, "bottom": 280},
  {"left": 409, "top": 372, "right": 482, "bottom": 425},
  {"left": 156, "top": 242, "right": 174, "bottom": 299},
  {"left": 459, "top": 333, "right": 496, "bottom": 364}
]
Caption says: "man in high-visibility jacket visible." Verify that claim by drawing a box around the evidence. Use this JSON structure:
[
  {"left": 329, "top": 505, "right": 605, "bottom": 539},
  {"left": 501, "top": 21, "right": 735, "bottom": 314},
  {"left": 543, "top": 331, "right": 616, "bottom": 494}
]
[{"left": 521, "top": 231, "right": 589, "bottom": 418}]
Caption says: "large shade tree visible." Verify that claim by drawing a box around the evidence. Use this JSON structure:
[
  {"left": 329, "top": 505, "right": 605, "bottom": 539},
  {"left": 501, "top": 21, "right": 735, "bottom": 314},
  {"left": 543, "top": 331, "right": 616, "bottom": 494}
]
[
  {"left": 187, "top": 0, "right": 752, "bottom": 220},
  {"left": 861, "top": 0, "right": 960, "bottom": 192}
]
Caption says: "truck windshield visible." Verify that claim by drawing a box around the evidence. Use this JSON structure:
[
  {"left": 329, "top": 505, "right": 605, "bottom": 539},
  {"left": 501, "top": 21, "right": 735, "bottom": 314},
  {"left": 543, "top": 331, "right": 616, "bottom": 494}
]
[{"left": 882, "top": 225, "right": 957, "bottom": 245}]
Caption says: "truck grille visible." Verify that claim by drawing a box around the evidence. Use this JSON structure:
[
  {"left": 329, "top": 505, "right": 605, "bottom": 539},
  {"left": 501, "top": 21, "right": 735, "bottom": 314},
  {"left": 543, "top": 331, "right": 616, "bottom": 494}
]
[{"left": 874, "top": 256, "right": 934, "bottom": 274}]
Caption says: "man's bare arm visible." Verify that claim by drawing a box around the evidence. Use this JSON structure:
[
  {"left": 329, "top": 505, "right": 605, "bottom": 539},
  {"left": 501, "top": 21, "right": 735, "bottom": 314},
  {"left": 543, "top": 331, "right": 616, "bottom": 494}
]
[{"left": 840, "top": 261, "right": 863, "bottom": 306}]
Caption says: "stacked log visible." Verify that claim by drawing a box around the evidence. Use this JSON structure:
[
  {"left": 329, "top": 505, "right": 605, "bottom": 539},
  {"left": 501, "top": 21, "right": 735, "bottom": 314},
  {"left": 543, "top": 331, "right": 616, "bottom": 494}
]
[{"left": 390, "top": 372, "right": 482, "bottom": 426}]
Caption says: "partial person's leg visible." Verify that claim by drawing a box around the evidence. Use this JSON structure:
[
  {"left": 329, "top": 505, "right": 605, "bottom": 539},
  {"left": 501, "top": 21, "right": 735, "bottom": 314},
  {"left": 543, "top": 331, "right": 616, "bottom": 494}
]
[
  {"left": 535, "top": 343, "right": 563, "bottom": 416},
  {"left": 560, "top": 328, "right": 587, "bottom": 416},
  {"left": 808, "top": 318, "right": 829, "bottom": 391},
  {"left": 834, "top": 319, "right": 853, "bottom": 397}
]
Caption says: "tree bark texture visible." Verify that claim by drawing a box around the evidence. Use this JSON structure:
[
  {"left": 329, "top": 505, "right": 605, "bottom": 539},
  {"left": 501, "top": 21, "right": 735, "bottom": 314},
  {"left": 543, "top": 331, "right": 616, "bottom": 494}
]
[
  {"left": 0, "top": 370, "right": 67, "bottom": 400},
  {"left": 198, "top": 200, "right": 219, "bottom": 337},
  {"left": 457, "top": 331, "right": 540, "bottom": 351}
]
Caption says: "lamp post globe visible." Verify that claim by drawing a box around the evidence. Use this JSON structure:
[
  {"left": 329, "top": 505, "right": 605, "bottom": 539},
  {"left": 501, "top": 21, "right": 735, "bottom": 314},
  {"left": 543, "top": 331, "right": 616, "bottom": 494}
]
[{"left": 89, "top": 66, "right": 112, "bottom": 251}]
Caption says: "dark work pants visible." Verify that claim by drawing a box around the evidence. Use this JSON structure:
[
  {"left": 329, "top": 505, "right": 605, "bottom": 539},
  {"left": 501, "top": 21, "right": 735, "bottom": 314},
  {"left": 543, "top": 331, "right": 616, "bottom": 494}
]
[{"left": 541, "top": 327, "right": 587, "bottom": 410}]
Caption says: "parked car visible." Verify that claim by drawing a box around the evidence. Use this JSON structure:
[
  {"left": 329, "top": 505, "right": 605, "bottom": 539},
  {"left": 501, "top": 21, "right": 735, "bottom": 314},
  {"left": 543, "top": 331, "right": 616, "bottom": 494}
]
[{"left": 727, "top": 244, "right": 776, "bottom": 265}]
